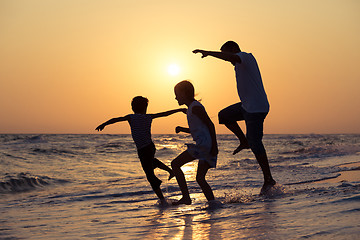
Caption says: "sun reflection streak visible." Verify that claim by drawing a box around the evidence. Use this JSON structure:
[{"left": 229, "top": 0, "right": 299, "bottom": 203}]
[
  {"left": 193, "top": 212, "right": 211, "bottom": 240},
  {"left": 181, "top": 161, "right": 197, "bottom": 182}
]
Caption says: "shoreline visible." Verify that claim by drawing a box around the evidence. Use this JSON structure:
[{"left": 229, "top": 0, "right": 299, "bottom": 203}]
[{"left": 320, "top": 162, "right": 360, "bottom": 183}]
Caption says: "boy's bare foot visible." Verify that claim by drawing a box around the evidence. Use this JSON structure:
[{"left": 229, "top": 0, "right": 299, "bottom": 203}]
[
  {"left": 168, "top": 172, "right": 175, "bottom": 181},
  {"left": 260, "top": 179, "right": 277, "bottom": 196},
  {"left": 172, "top": 197, "right": 192, "bottom": 205},
  {"left": 159, "top": 198, "right": 169, "bottom": 206},
  {"left": 233, "top": 143, "right": 250, "bottom": 155}
]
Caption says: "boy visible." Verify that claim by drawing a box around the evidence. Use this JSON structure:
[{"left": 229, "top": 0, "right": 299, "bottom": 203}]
[{"left": 95, "top": 96, "right": 186, "bottom": 204}]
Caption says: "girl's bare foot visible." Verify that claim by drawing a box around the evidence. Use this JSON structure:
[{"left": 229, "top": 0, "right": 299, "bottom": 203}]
[
  {"left": 172, "top": 197, "right": 192, "bottom": 205},
  {"left": 233, "top": 143, "right": 250, "bottom": 155}
]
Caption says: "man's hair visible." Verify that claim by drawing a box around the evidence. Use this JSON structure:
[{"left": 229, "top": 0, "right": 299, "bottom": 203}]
[
  {"left": 174, "top": 80, "right": 195, "bottom": 99},
  {"left": 220, "top": 41, "right": 241, "bottom": 53},
  {"left": 131, "top": 96, "right": 148, "bottom": 113}
]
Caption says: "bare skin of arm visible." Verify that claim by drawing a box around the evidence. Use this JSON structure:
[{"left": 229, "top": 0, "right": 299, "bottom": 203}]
[
  {"left": 95, "top": 115, "right": 130, "bottom": 131},
  {"left": 191, "top": 106, "right": 218, "bottom": 156},
  {"left": 193, "top": 49, "right": 241, "bottom": 65},
  {"left": 150, "top": 108, "right": 186, "bottom": 119},
  {"left": 175, "top": 126, "right": 191, "bottom": 134},
  {"left": 176, "top": 106, "right": 218, "bottom": 156}
]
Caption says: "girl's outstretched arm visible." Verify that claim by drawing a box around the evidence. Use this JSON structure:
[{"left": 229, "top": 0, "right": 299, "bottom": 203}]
[
  {"left": 192, "top": 106, "right": 218, "bottom": 156},
  {"left": 95, "top": 115, "right": 130, "bottom": 131},
  {"left": 176, "top": 126, "right": 190, "bottom": 134},
  {"left": 151, "top": 108, "right": 186, "bottom": 119}
]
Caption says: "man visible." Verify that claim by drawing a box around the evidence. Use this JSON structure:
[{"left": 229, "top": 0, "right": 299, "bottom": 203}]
[{"left": 193, "top": 41, "right": 276, "bottom": 194}]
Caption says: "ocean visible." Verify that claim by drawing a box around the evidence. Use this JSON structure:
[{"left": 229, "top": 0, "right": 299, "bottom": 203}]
[{"left": 1, "top": 134, "right": 359, "bottom": 239}]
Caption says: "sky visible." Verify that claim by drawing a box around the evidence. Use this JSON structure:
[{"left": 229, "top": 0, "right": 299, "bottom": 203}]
[{"left": 1, "top": 0, "right": 359, "bottom": 134}]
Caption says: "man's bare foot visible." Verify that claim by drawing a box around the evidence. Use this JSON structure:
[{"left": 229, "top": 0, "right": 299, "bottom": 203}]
[
  {"left": 168, "top": 172, "right": 175, "bottom": 181},
  {"left": 233, "top": 143, "right": 250, "bottom": 155},
  {"left": 172, "top": 197, "right": 192, "bottom": 205},
  {"left": 260, "top": 179, "right": 277, "bottom": 196}
]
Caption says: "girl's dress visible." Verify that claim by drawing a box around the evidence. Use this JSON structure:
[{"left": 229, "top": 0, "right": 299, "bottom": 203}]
[{"left": 186, "top": 100, "right": 217, "bottom": 168}]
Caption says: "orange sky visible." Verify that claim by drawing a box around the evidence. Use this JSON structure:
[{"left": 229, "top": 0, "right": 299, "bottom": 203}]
[{"left": 1, "top": 1, "right": 359, "bottom": 134}]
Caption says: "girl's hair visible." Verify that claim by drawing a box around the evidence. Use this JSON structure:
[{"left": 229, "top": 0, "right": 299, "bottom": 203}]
[
  {"left": 175, "top": 80, "right": 195, "bottom": 100},
  {"left": 131, "top": 96, "right": 148, "bottom": 113}
]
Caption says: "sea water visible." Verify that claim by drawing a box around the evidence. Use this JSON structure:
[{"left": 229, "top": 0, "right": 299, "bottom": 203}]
[{"left": 0, "top": 134, "right": 359, "bottom": 239}]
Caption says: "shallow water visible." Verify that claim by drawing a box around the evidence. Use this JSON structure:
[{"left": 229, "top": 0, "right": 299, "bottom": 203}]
[{"left": 1, "top": 134, "right": 359, "bottom": 239}]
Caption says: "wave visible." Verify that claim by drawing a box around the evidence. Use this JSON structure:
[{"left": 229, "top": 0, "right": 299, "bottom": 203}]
[
  {"left": 31, "top": 147, "right": 77, "bottom": 156},
  {"left": 280, "top": 144, "right": 360, "bottom": 160},
  {"left": 1, "top": 135, "right": 48, "bottom": 145},
  {"left": 0, "top": 173, "right": 67, "bottom": 194}
]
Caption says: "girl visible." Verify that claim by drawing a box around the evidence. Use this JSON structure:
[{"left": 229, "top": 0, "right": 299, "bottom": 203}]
[{"left": 171, "top": 80, "right": 218, "bottom": 205}]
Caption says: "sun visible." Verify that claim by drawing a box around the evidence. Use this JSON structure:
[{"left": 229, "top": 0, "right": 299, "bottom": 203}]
[{"left": 167, "top": 64, "right": 180, "bottom": 76}]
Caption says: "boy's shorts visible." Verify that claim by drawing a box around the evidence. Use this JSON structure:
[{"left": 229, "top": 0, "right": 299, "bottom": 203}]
[
  {"left": 218, "top": 102, "right": 268, "bottom": 155},
  {"left": 137, "top": 142, "right": 162, "bottom": 190}
]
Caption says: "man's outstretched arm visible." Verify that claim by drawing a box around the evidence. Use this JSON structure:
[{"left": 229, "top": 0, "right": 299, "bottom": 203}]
[{"left": 193, "top": 49, "right": 241, "bottom": 64}]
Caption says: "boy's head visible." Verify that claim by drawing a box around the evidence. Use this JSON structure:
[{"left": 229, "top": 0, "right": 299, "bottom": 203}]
[
  {"left": 131, "top": 96, "right": 148, "bottom": 114},
  {"left": 220, "top": 41, "right": 241, "bottom": 53}
]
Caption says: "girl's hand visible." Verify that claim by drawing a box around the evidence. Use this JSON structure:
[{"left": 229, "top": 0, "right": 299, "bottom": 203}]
[{"left": 175, "top": 126, "right": 182, "bottom": 134}]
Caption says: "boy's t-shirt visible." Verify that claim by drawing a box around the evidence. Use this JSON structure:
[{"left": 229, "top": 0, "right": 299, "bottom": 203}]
[
  {"left": 129, "top": 114, "right": 153, "bottom": 150},
  {"left": 234, "top": 52, "right": 269, "bottom": 113}
]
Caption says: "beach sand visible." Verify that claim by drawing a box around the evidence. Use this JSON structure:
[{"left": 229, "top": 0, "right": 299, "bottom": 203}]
[{"left": 320, "top": 162, "right": 360, "bottom": 183}]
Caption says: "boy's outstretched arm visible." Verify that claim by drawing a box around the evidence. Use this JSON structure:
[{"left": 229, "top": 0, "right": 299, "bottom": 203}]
[
  {"left": 95, "top": 115, "right": 130, "bottom": 131},
  {"left": 192, "top": 106, "right": 218, "bottom": 156},
  {"left": 193, "top": 49, "right": 241, "bottom": 64},
  {"left": 150, "top": 108, "right": 186, "bottom": 119}
]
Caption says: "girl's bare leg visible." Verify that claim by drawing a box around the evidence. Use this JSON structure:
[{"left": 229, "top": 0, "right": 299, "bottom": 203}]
[
  {"left": 171, "top": 151, "right": 195, "bottom": 205},
  {"left": 196, "top": 161, "right": 215, "bottom": 201}
]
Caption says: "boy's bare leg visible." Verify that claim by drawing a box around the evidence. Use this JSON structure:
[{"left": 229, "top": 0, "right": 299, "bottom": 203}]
[
  {"left": 224, "top": 122, "right": 250, "bottom": 155},
  {"left": 153, "top": 187, "right": 167, "bottom": 204},
  {"left": 156, "top": 159, "right": 175, "bottom": 180},
  {"left": 196, "top": 161, "right": 215, "bottom": 202},
  {"left": 171, "top": 151, "right": 195, "bottom": 205}
]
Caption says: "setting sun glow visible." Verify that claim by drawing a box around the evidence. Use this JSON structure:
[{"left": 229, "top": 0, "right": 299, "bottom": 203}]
[
  {"left": 0, "top": 1, "right": 359, "bottom": 134},
  {"left": 167, "top": 64, "right": 180, "bottom": 76}
]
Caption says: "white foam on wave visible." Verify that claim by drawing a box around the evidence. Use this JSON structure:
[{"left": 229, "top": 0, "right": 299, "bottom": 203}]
[{"left": 223, "top": 189, "right": 256, "bottom": 204}]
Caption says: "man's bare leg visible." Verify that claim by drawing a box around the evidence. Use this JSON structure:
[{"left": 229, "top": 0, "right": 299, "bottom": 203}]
[
  {"left": 255, "top": 152, "right": 276, "bottom": 195},
  {"left": 224, "top": 122, "right": 250, "bottom": 155}
]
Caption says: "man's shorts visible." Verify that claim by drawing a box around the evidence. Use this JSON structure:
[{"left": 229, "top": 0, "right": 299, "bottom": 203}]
[{"left": 218, "top": 102, "right": 268, "bottom": 154}]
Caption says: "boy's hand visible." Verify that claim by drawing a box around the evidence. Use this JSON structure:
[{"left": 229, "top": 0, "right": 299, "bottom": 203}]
[
  {"left": 180, "top": 108, "right": 187, "bottom": 114},
  {"left": 95, "top": 124, "right": 105, "bottom": 131},
  {"left": 193, "top": 49, "right": 208, "bottom": 58}
]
